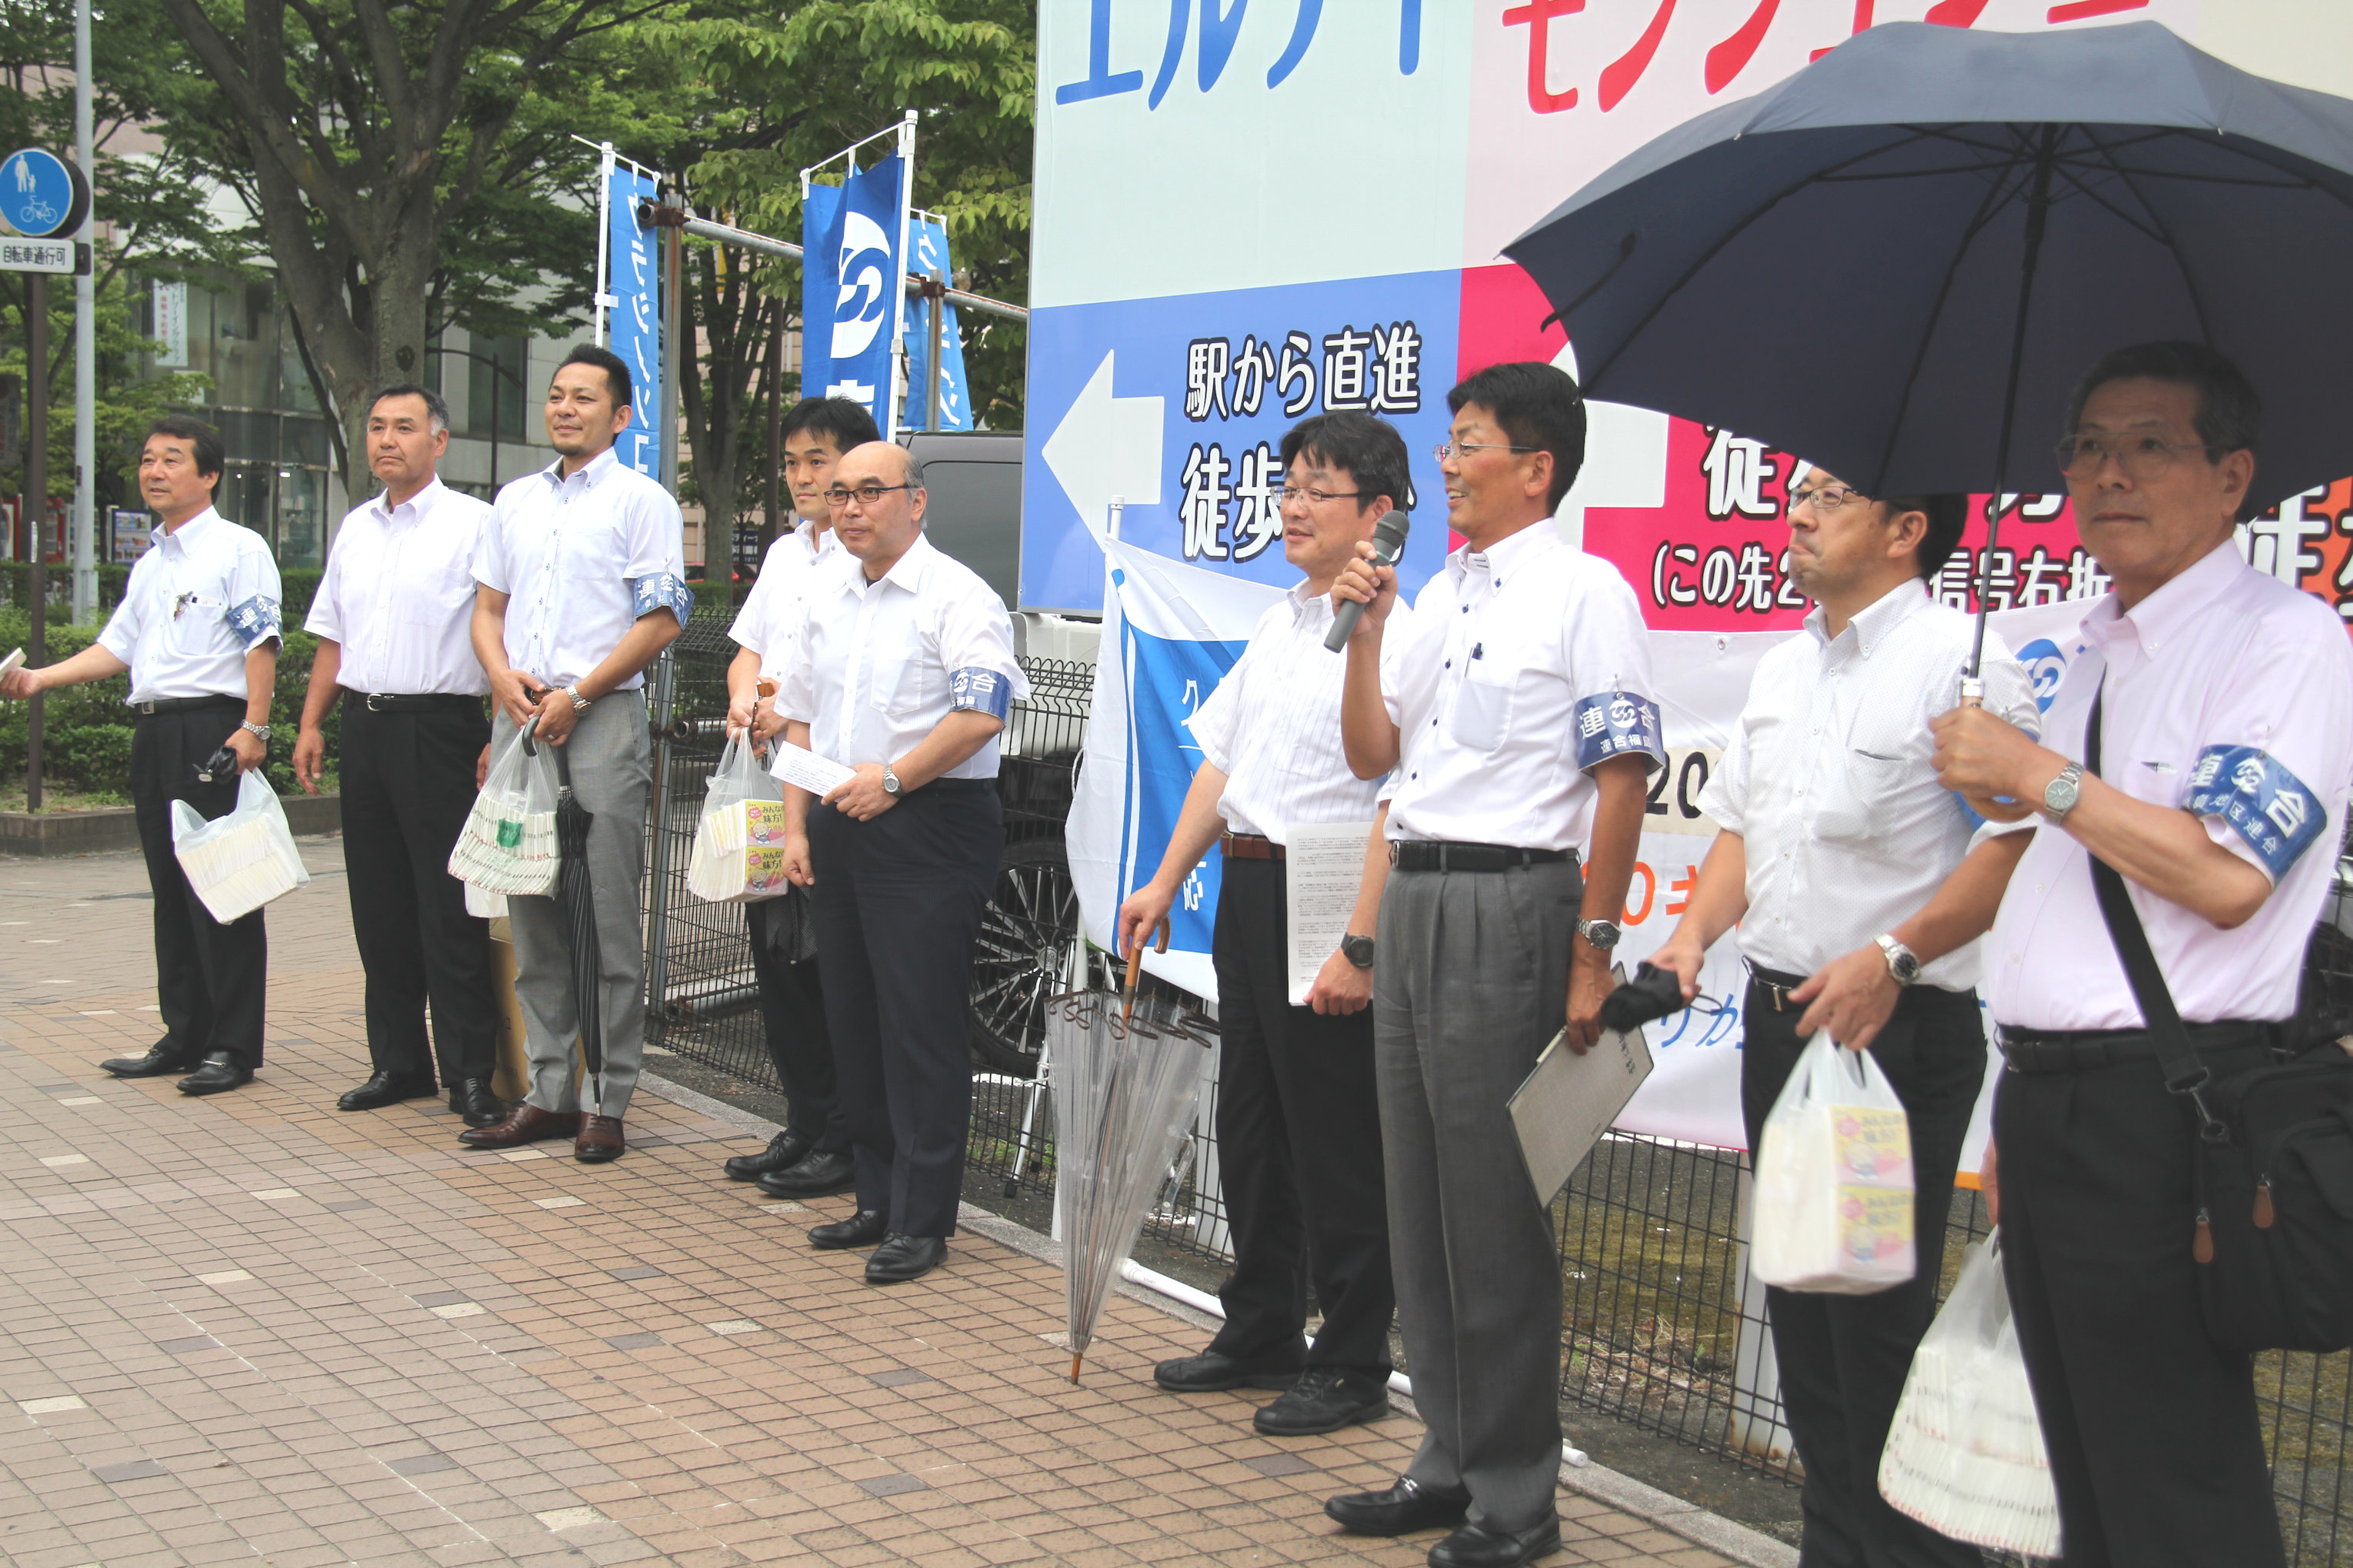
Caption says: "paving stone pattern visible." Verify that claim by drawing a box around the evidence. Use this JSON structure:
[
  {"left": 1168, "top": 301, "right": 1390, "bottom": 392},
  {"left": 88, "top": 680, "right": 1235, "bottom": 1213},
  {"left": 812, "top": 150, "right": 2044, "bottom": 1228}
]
[{"left": 0, "top": 843, "right": 1731, "bottom": 1568}]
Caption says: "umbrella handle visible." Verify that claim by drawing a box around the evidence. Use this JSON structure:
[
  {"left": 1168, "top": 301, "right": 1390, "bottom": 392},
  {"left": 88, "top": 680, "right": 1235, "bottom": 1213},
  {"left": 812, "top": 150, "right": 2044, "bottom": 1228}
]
[
  {"left": 1956, "top": 677, "right": 2036, "bottom": 824},
  {"left": 518, "top": 714, "right": 541, "bottom": 757}
]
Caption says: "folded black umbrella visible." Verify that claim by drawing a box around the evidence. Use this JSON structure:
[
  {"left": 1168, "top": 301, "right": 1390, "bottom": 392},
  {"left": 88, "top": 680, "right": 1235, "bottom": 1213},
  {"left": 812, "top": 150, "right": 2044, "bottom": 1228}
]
[{"left": 524, "top": 718, "right": 605, "bottom": 1114}]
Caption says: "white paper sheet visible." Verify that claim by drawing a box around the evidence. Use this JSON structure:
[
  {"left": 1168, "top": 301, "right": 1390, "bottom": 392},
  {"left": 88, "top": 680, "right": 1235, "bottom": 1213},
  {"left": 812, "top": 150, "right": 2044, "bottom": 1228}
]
[
  {"left": 0, "top": 648, "right": 22, "bottom": 681},
  {"left": 1508, "top": 966, "right": 1656, "bottom": 1209},
  {"left": 1283, "top": 820, "right": 1376, "bottom": 1007},
  {"left": 768, "top": 741, "right": 857, "bottom": 798}
]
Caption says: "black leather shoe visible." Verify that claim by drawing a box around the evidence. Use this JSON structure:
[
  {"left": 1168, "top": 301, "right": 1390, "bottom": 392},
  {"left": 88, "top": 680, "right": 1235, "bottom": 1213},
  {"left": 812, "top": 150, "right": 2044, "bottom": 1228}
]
[
  {"left": 724, "top": 1130, "right": 812, "bottom": 1181},
  {"left": 1255, "top": 1367, "right": 1390, "bottom": 1436},
  {"left": 1154, "top": 1350, "right": 1302, "bottom": 1393},
  {"left": 1325, "top": 1476, "right": 1473, "bottom": 1537},
  {"left": 176, "top": 1052, "right": 254, "bottom": 1097},
  {"left": 1428, "top": 1516, "right": 1561, "bottom": 1568},
  {"left": 449, "top": 1078, "right": 505, "bottom": 1128},
  {"left": 338, "top": 1070, "right": 436, "bottom": 1112},
  {"left": 865, "top": 1233, "right": 946, "bottom": 1284},
  {"left": 100, "top": 1038, "right": 195, "bottom": 1078},
  {"left": 757, "top": 1149, "right": 857, "bottom": 1198},
  {"left": 808, "top": 1209, "right": 889, "bottom": 1250}
]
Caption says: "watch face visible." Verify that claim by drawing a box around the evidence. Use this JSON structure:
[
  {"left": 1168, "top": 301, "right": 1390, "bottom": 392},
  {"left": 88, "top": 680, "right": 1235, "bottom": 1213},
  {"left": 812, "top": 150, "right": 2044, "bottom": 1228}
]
[
  {"left": 1582, "top": 920, "right": 1621, "bottom": 949},
  {"left": 1892, "top": 952, "right": 1921, "bottom": 982}
]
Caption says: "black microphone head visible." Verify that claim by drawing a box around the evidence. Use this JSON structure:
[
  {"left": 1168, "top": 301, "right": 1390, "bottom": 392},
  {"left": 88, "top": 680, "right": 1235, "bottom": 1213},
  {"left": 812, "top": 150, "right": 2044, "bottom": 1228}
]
[{"left": 1371, "top": 508, "right": 1410, "bottom": 563}]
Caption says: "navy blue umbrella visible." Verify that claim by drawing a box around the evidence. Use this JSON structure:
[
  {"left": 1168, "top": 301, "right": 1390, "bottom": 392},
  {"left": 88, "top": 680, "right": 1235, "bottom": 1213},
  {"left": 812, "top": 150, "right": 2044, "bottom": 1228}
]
[{"left": 1505, "top": 20, "right": 2353, "bottom": 534}]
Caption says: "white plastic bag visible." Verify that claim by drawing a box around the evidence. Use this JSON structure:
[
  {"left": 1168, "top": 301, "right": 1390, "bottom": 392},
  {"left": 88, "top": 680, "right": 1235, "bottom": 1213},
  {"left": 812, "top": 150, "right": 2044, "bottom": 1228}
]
[
  {"left": 448, "top": 723, "right": 559, "bottom": 897},
  {"left": 685, "top": 737, "right": 794, "bottom": 904},
  {"left": 171, "top": 771, "right": 311, "bottom": 924},
  {"left": 1751, "top": 1032, "right": 1916, "bottom": 1293},
  {"left": 463, "top": 881, "right": 508, "bottom": 919},
  {"left": 1878, "top": 1232, "right": 2063, "bottom": 1556}
]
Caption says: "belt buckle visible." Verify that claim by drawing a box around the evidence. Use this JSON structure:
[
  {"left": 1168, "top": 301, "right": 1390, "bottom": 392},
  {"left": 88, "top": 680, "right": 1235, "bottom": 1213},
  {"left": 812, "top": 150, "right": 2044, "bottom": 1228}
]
[
  {"left": 366, "top": 692, "right": 390, "bottom": 711},
  {"left": 135, "top": 699, "right": 155, "bottom": 715}
]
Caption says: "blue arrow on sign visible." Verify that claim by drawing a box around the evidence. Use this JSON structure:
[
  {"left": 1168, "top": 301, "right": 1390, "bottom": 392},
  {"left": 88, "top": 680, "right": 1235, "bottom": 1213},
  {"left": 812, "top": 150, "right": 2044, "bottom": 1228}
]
[{"left": 1, "top": 148, "right": 83, "bottom": 240}]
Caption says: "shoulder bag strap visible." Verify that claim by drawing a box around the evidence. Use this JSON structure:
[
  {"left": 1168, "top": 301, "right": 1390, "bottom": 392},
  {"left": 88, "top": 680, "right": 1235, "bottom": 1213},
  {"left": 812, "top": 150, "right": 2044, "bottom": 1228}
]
[{"left": 2081, "top": 680, "right": 2228, "bottom": 1138}]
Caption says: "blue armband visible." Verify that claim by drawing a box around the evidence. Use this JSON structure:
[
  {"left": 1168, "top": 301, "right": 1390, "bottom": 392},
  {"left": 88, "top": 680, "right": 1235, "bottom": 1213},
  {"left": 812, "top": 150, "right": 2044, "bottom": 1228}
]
[
  {"left": 950, "top": 667, "right": 1014, "bottom": 721},
  {"left": 225, "top": 595, "right": 282, "bottom": 651},
  {"left": 2182, "top": 744, "right": 2325, "bottom": 882},
  {"left": 1572, "top": 691, "right": 1665, "bottom": 773},
  {"left": 632, "top": 571, "right": 695, "bottom": 628}
]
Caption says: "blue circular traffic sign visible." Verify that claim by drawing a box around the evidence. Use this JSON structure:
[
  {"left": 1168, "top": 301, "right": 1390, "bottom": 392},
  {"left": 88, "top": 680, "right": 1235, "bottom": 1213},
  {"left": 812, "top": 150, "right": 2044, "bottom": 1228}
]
[{"left": 1, "top": 148, "right": 88, "bottom": 239}]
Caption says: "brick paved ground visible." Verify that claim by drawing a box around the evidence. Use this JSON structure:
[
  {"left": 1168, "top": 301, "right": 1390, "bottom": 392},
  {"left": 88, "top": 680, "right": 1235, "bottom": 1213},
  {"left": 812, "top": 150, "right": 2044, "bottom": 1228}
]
[{"left": 0, "top": 839, "right": 1735, "bottom": 1568}]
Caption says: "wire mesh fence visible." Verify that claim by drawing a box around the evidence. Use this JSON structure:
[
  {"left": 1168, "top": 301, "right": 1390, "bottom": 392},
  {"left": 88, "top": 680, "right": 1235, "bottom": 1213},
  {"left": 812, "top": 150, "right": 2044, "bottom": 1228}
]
[{"left": 638, "top": 621, "right": 2353, "bottom": 1563}]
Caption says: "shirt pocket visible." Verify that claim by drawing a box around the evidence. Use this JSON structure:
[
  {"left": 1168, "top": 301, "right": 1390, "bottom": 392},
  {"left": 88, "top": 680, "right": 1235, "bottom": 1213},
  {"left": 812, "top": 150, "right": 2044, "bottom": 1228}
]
[
  {"left": 405, "top": 546, "right": 480, "bottom": 628},
  {"left": 164, "top": 574, "right": 233, "bottom": 659},
  {"left": 871, "top": 631, "right": 942, "bottom": 719},
  {"left": 1449, "top": 657, "right": 1515, "bottom": 751},
  {"left": 558, "top": 518, "right": 627, "bottom": 587}
]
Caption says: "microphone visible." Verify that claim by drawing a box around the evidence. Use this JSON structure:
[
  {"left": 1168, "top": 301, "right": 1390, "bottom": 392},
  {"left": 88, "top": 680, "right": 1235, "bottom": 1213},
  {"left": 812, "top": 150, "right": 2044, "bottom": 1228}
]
[{"left": 1323, "top": 509, "right": 1411, "bottom": 652}]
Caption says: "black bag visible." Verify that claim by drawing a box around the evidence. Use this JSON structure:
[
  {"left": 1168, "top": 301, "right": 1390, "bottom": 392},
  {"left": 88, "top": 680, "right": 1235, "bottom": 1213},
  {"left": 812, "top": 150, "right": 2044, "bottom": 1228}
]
[{"left": 2082, "top": 684, "right": 2353, "bottom": 1355}]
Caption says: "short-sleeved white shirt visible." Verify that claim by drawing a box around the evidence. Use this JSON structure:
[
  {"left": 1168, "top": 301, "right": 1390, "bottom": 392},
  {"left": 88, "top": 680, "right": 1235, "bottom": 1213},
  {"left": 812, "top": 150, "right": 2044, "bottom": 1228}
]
[
  {"left": 305, "top": 478, "right": 492, "bottom": 696},
  {"left": 1186, "top": 582, "right": 1405, "bottom": 843},
  {"left": 1379, "top": 524, "right": 1665, "bottom": 851},
  {"left": 776, "top": 532, "right": 1029, "bottom": 781},
  {"left": 726, "top": 521, "right": 844, "bottom": 674},
  {"left": 98, "top": 508, "right": 283, "bottom": 704},
  {"left": 1985, "top": 542, "right": 2353, "bottom": 1029},
  {"left": 472, "top": 446, "right": 690, "bottom": 691}
]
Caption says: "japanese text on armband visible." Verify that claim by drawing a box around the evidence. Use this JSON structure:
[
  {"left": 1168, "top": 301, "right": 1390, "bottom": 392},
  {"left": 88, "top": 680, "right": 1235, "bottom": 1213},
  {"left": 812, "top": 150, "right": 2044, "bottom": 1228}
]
[
  {"left": 225, "top": 595, "right": 282, "bottom": 651},
  {"left": 950, "top": 667, "right": 1013, "bottom": 722},
  {"left": 2182, "top": 744, "right": 2327, "bottom": 883},
  {"left": 632, "top": 572, "right": 696, "bottom": 628},
  {"left": 1573, "top": 691, "right": 1665, "bottom": 774}
]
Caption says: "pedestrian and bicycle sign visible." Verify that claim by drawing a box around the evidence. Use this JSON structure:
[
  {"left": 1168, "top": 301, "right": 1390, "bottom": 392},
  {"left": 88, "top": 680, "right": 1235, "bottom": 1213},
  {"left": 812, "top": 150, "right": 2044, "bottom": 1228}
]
[{"left": 1, "top": 148, "right": 88, "bottom": 240}]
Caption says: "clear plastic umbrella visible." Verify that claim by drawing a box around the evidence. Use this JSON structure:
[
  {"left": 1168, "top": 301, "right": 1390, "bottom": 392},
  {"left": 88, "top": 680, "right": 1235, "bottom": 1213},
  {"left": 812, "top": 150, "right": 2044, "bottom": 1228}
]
[{"left": 1049, "top": 957, "right": 1210, "bottom": 1383}]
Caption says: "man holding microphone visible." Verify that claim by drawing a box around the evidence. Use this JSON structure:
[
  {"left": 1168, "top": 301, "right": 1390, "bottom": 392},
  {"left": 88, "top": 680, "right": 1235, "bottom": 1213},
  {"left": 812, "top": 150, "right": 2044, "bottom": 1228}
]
[
  {"left": 295, "top": 383, "right": 503, "bottom": 1128},
  {"left": 1117, "top": 411, "right": 1408, "bottom": 1438}
]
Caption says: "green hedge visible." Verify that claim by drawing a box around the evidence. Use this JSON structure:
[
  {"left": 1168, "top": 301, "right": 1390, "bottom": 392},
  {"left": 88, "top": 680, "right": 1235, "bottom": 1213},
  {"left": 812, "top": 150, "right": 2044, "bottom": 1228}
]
[
  {"left": 1, "top": 562, "right": 324, "bottom": 622},
  {"left": 0, "top": 608, "right": 338, "bottom": 801}
]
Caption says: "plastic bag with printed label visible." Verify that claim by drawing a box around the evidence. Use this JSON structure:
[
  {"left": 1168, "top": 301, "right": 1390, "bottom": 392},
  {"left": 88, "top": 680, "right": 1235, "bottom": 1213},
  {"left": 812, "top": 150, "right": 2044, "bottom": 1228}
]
[
  {"left": 1751, "top": 1031, "right": 1916, "bottom": 1293},
  {"left": 448, "top": 721, "right": 560, "bottom": 897},
  {"left": 171, "top": 771, "right": 312, "bottom": 924},
  {"left": 1878, "top": 1231, "right": 2063, "bottom": 1556},
  {"left": 686, "top": 737, "right": 795, "bottom": 904}
]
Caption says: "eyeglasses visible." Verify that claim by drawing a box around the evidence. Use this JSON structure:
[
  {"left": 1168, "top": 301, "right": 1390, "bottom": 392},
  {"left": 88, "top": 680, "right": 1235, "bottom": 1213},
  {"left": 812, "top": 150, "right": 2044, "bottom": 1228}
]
[
  {"left": 823, "top": 481, "right": 916, "bottom": 507},
  {"left": 1433, "top": 441, "right": 1538, "bottom": 461},
  {"left": 1788, "top": 482, "right": 1866, "bottom": 513},
  {"left": 1278, "top": 485, "right": 1361, "bottom": 504},
  {"left": 2055, "top": 434, "right": 2221, "bottom": 481}
]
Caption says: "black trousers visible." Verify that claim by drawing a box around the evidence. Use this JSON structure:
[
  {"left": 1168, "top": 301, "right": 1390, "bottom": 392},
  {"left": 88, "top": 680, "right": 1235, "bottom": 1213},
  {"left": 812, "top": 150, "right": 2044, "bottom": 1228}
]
[
  {"left": 338, "top": 696, "right": 496, "bottom": 1087},
  {"left": 1740, "top": 979, "right": 1986, "bottom": 1568},
  {"left": 1995, "top": 1035, "right": 2285, "bottom": 1568},
  {"left": 745, "top": 895, "right": 848, "bottom": 1152},
  {"left": 808, "top": 781, "right": 1001, "bottom": 1237},
  {"left": 1207, "top": 856, "right": 1395, "bottom": 1375},
  {"left": 131, "top": 700, "right": 268, "bottom": 1069}
]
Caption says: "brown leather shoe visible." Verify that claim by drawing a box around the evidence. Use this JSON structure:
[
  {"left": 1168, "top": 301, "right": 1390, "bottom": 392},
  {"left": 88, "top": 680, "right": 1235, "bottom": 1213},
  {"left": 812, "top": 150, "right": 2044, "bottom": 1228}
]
[
  {"left": 575, "top": 1115, "right": 625, "bottom": 1164},
  {"left": 456, "top": 1103, "right": 582, "bottom": 1149}
]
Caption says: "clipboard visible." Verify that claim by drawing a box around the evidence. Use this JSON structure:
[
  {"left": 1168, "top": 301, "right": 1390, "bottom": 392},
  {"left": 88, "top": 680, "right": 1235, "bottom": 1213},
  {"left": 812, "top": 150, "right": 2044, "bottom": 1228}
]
[{"left": 1508, "top": 964, "right": 1655, "bottom": 1208}]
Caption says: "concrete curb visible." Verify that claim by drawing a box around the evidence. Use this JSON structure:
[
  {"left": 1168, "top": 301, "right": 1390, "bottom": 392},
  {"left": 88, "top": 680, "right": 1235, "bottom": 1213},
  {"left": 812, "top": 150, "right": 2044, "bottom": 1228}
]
[
  {"left": 634, "top": 1067, "right": 1799, "bottom": 1568},
  {"left": 0, "top": 793, "right": 342, "bottom": 857}
]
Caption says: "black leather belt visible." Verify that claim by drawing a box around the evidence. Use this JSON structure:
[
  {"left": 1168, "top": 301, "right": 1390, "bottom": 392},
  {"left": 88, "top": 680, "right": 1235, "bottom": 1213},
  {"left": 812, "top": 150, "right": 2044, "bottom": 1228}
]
[
  {"left": 345, "top": 691, "right": 485, "bottom": 713},
  {"left": 1747, "top": 963, "right": 1810, "bottom": 1013},
  {"left": 1390, "top": 840, "right": 1575, "bottom": 874},
  {"left": 1221, "top": 832, "right": 1285, "bottom": 861},
  {"left": 1998, "top": 1021, "right": 2276, "bottom": 1074},
  {"left": 130, "top": 694, "right": 243, "bottom": 717}
]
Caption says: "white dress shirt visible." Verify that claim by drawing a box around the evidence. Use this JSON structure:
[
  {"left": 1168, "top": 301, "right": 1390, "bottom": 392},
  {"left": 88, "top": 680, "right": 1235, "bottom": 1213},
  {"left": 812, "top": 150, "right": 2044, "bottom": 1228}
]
[
  {"left": 1700, "top": 580, "right": 2039, "bottom": 990},
  {"left": 1379, "top": 524, "right": 1664, "bottom": 851},
  {"left": 1187, "top": 583, "right": 1408, "bottom": 842},
  {"left": 305, "top": 478, "right": 492, "bottom": 696},
  {"left": 97, "top": 508, "right": 282, "bottom": 704},
  {"left": 1985, "top": 542, "right": 2353, "bottom": 1030},
  {"left": 726, "top": 521, "right": 845, "bottom": 674},
  {"left": 776, "top": 532, "right": 1029, "bottom": 781},
  {"left": 472, "top": 446, "right": 692, "bottom": 691}
]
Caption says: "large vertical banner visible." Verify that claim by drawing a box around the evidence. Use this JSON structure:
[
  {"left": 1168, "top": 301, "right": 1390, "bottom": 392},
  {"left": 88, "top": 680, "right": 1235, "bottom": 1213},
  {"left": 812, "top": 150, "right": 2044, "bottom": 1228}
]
[
  {"left": 1031, "top": 0, "right": 2351, "bottom": 1151},
  {"left": 598, "top": 153, "right": 662, "bottom": 482},
  {"left": 903, "top": 217, "right": 972, "bottom": 431},
  {"left": 800, "top": 155, "right": 908, "bottom": 430}
]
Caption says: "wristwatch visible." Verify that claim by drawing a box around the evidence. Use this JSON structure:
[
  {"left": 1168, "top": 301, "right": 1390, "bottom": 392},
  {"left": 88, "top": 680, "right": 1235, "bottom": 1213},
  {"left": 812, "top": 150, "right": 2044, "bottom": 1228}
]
[
  {"left": 239, "top": 721, "right": 272, "bottom": 743},
  {"left": 1578, "top": 917, "right": 1622, "bottom": 951},
  {"left": 2042, "top": 761, "right": 2084, "bottom": 821},
  {"left": 882, "top": 764, "right": 902, "bottom": 797},
  {"left": 1875, "top": 933, "right": 1921, "bottom": 987},
  {"left": 563, "top": 684, "right": 590, "bottom": 711},
  {"left": 1340, "top": 934, "right": 1375, "bottom": 969}
]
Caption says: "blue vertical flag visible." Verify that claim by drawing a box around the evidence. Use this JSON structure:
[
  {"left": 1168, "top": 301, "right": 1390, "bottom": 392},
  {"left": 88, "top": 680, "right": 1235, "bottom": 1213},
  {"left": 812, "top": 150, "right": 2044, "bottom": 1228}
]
[
  {"left": 800, "top": 154, "right": 907, "bottom": 430},
  {"left": 603, "top": 158, "right": 662, "bottom": 481},
  {"left": 902, "top": 217, "right": 972, "bottom": 431}
]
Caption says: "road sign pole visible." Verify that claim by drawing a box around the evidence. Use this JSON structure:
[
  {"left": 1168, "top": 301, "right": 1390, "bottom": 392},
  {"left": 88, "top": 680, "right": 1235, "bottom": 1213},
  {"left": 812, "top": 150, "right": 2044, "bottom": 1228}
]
[
  {"left": 25, "top": 270, "right": 47, "bottom": 812},
  {"left": 72, "top": 0, "right": 95, "bottom": 624}
]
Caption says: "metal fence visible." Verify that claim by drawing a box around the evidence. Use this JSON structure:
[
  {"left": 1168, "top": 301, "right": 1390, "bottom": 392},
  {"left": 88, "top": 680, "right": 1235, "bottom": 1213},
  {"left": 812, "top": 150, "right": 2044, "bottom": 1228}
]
[{"left": 639, "top": 618, "right": 2351, "bottom": 1563}]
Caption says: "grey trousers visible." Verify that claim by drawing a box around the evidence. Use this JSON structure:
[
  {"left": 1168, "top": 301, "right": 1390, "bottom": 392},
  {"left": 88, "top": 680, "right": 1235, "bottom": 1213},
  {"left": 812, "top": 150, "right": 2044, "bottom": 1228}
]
[
  {"left": 493, "top": 694, "right": 652, "bottom": 1119},
  {"left": 1373, "top": 856, "right": 1581, "bottom": 1533}
]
